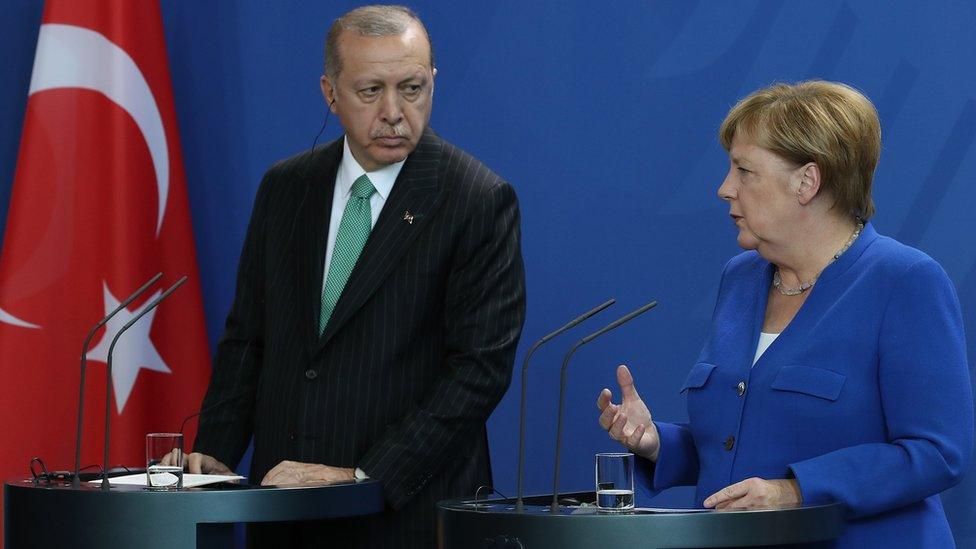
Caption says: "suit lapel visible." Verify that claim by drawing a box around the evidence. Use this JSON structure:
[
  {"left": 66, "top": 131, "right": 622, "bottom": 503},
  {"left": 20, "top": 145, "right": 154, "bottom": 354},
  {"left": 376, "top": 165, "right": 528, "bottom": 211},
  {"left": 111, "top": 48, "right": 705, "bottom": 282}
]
[
  {"left": 295, "top": 140, "right": 343, "bottom": 354},
  {"left": 747, "top": 263, "right": 773, "bottom": 369},
  {"left": 317, "top": 128, "right": 446, "bottom": 352}
]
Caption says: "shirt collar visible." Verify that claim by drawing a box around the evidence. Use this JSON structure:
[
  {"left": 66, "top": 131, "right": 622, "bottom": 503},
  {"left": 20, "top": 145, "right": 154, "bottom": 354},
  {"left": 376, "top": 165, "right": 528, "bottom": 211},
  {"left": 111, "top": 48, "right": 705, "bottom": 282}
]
[{"left": 337, "top": 137, "right": 404, "bottom": 200}]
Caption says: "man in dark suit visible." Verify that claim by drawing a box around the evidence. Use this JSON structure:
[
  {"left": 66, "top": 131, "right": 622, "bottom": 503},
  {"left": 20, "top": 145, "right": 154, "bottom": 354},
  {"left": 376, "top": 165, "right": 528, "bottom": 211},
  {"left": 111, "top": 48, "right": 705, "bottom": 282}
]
[{"left": 186, "top": 5, "right": 525, "bottom": 547}]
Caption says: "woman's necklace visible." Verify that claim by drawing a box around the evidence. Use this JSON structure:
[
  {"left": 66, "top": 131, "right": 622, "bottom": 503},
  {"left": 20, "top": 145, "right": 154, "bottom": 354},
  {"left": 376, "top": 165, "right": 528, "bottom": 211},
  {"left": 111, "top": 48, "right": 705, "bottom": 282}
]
[{"left": 772, "top": 219, "right": 864, "bottom": 296}]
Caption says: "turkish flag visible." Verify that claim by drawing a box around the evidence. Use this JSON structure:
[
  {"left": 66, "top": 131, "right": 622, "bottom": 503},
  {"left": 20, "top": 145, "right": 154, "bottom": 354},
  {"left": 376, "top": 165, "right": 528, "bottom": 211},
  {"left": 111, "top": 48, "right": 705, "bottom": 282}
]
[{"left": 0, "top": 0, "right": 211, "bottom": 529}]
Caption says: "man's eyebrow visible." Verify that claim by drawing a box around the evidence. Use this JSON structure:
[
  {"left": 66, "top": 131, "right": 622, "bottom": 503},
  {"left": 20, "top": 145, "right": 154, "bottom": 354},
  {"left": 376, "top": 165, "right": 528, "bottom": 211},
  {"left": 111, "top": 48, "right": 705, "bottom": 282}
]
[{"left": 399, "top": 72, "right": 428, "bottom": 83}]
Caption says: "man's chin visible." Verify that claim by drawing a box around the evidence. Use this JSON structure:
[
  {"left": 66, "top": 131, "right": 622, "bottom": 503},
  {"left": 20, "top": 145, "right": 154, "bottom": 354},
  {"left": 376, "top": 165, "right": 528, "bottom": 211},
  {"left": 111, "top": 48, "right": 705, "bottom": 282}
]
[{"left": 369, "top": 144, "right": 414, "bottom": 165}]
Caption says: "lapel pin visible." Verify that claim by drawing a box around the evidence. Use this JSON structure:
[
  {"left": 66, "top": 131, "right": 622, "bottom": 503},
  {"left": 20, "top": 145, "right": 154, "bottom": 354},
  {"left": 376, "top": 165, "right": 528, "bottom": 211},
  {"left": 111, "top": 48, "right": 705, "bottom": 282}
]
[{"left": 403, "top": 211, "right": 422, "bottom": 225}]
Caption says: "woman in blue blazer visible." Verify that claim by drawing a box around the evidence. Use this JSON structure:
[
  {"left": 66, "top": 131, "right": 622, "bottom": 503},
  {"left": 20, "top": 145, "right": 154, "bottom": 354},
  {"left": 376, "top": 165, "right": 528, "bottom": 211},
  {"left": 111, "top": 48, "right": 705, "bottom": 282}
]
[{"left": 597, "top": 81, "right": 973, "bottom": 547}]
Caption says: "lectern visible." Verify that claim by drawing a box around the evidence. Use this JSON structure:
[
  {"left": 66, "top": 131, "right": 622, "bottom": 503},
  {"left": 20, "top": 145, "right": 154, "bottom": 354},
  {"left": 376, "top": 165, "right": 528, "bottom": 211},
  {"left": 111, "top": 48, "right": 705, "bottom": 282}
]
[
  {"left": 438, "top": 492, "right": 844, "bottom": 548},
  {"left": 4, "top": 476, "right": 384, "bottom": 548}
]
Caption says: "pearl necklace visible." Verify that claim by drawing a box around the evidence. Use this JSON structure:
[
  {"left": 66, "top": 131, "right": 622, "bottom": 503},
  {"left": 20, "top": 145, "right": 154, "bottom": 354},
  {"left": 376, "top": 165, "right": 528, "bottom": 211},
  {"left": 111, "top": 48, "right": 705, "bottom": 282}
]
[{"left": 772, "top": 220, "right": 864, "bottom": 296}]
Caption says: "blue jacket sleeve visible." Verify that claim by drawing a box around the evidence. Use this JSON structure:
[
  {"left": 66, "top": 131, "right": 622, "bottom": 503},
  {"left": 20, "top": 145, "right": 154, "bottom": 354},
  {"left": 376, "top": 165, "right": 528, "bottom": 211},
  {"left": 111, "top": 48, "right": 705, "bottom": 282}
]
[
  {"left": 636, "top": 421, "right": 700, "bottom": 498},
  {"left": 789, "top": 258, "right": 973, "bottom": 518}
]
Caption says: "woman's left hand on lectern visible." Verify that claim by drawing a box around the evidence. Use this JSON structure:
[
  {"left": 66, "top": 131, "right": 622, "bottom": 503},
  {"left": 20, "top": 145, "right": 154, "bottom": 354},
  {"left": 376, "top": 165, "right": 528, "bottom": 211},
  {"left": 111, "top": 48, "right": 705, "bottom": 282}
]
[{"left": 703, "top": 477, "right": 802, "bottom": 510}]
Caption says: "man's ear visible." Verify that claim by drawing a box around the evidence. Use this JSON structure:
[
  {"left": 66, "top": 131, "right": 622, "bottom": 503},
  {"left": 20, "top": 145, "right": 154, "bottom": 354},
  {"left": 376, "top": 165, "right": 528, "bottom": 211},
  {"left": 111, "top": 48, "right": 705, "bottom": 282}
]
[
  {"left": 796, "top": 162, "right": 822, "bottom": 206},
  {"left": 320, "top": 75, "right": 338, "bottom": 114}
]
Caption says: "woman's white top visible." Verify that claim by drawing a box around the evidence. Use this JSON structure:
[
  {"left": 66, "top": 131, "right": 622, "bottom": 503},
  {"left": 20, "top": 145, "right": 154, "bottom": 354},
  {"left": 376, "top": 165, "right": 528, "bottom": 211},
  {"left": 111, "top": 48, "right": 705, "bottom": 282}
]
[{"left": 752, "top": 332, "right": 780, "bottom": 366}]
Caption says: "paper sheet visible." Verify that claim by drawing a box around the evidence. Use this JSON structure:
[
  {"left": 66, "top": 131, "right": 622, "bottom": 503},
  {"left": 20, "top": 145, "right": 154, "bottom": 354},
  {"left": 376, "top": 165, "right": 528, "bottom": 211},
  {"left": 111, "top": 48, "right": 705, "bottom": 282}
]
[{"left": 89, "top": 473, "right": 245, "bottom": 488}]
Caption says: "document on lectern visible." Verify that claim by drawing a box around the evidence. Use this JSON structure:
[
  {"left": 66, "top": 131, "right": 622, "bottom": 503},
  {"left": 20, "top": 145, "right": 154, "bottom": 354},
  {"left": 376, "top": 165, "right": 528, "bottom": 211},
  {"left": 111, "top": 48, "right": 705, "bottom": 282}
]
[{"left": 89, "top": 473, "right": 245, "bottom": 488}]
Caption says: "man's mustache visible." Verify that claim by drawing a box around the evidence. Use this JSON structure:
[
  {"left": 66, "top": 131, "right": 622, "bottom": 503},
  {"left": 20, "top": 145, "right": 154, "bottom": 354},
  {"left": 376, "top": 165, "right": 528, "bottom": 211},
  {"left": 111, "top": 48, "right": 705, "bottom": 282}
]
[{"left": 371, "top": 124, "right": 407, "bottom": 138}]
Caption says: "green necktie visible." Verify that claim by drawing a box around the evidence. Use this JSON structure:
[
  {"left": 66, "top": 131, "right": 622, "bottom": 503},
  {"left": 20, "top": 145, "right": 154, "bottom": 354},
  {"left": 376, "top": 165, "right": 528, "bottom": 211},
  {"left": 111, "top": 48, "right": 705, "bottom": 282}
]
[{"left": 319, "top": 174, "right": 376, "bottom": 335}]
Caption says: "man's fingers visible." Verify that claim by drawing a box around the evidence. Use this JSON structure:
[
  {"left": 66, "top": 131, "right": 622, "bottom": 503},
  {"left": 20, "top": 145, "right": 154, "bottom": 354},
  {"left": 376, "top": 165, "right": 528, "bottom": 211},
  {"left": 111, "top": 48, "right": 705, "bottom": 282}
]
[
  {"left": 186, "top": 453, "right": 202, "bottom": 474},
  {"left": 261, "top": 461, "right": 286, "bottom": 485},
  {"left": 186, "top": 452, "right": 210, "bottom": 474},
  {"left": 262, "top": 460, "right": 301, "bottom": 486},
  {"left": 261, "top": 468, "right": 279, "bottom": 486},
  {"left": 616, "top": 365, "right": 639, "bottom": 400},
  {"left": 184, "top": 452, "right": 233, "bottom": 475},
  {"left": 203, "top": 456, "right": 233, "bottom": 475},
  {"left": 159, "top": 450, "right": 175, "bottom": 467},
  {"left": 213, "top": 460, "right": 233, "bottom": 475}
]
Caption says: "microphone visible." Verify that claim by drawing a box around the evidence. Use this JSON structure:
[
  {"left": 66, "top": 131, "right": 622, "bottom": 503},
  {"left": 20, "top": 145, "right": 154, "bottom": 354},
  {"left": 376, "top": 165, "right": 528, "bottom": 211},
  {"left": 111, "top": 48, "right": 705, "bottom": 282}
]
[
  {"left": 179, "top": 390, "right": 249, "bottom": 437},
  {"left": 514, "top": 299, "right": 615, "bottom": 511},
  {"left": 72, "top": 272, "right": 163, "bottom": 488},
  {"left": 100, "top": 276, "right": 188, "bottom": 490},
  {"left": 550, "top": 300, "right": 659, "bottom": 512}
]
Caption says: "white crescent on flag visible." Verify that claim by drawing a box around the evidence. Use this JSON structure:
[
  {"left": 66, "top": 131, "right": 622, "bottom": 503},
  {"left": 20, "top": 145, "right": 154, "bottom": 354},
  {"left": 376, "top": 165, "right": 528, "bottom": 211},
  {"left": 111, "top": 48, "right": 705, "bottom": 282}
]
[
  {"left": 0, "top": 309, "right": 40, "bottom": 329},
  {"left": 0, "top": 23, "right": 171, "bottom": 330},
  {"left": 29, "top": 23, "right": 170, "bottom": 236}
]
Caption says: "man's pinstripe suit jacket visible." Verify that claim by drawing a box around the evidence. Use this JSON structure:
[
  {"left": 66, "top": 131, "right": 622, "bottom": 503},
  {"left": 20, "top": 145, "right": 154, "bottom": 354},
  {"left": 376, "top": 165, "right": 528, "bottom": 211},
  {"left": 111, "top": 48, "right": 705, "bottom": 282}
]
[{"left": 194, "top": 127, "right": 526, "bottom": 546}]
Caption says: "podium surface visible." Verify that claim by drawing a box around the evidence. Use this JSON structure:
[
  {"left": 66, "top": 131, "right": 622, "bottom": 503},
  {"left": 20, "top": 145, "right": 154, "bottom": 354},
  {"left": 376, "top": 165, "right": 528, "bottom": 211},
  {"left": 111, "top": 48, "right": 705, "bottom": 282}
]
[
  {"left": 4, "top": 476, "right": 384, "bottom": 548},
  {"left": 437, "top": 493, "right": 844, "bottom": 548}
]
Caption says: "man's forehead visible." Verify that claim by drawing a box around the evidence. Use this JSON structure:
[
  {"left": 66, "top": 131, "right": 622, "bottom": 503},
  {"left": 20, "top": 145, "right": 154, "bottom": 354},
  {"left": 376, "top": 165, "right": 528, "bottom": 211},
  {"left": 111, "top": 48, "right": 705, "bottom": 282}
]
[{"left": 337, "top": 25, "right": 431, "bottom": 61}]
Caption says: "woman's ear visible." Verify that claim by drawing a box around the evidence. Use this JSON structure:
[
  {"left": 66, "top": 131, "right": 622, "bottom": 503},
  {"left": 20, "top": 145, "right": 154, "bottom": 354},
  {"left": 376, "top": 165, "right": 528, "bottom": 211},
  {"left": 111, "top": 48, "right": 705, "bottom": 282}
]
[{"left": 796, "top": 162, "right": 822, "bottom": 206}]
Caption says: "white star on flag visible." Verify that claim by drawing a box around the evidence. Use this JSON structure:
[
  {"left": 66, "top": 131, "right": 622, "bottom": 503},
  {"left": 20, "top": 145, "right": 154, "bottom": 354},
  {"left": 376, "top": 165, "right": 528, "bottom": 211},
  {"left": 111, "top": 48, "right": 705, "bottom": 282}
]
[{"left": 86, "top": 281, "right": 171, "bottom": 413}]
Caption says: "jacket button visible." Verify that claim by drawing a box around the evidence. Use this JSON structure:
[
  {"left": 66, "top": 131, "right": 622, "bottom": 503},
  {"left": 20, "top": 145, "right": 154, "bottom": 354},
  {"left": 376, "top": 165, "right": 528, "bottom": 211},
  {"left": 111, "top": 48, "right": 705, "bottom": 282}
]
[
  {"left": 288, "top": 433, "right": 297, "bottom": 442},
  {"left": 305, "top": 369, "right": 318, "bottom": 380},
  {"left": 724, "top": 436, "right": 735, "bottom": 451},
  {"left": 736, "top": 381, "right": 746, "bottom": 396}
]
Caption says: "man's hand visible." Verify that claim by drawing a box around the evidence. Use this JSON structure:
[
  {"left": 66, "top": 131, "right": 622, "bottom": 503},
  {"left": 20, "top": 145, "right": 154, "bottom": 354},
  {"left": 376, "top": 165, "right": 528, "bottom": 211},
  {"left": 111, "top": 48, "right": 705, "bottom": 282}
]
[
  {"left": 161, "top": 451, "right": 234, "bottom": 475},
  {"left": 260, "top": 461, "right": 356, "bottom": 486},
  {"left": 703, "top": 478, "right": 802, "bottom": 510},
  {"left": 597, "top": 364, "right": 660, "bottom": 460}
]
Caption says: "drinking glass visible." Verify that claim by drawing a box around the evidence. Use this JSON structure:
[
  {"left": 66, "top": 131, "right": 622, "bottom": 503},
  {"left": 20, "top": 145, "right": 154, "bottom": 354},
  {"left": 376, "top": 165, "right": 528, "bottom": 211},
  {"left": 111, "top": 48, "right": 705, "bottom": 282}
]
[
  {"left": 146, "top": 432, "right": 184, "bottom": 490},
  {"left": 595, "top": 452, "right": 634, "bottom": 512}
]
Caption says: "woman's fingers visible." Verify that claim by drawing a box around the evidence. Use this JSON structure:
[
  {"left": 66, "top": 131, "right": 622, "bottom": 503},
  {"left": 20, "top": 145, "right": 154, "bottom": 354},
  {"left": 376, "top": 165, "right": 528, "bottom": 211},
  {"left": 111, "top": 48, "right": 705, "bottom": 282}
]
[{"left": 625, "top": 423, "right": 646, "bottom": 448}]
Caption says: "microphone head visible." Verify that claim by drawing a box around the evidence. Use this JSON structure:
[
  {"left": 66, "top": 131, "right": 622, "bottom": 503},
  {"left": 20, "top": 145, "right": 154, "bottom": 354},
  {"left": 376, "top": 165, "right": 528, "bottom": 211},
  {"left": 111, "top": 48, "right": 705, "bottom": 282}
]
[{"left": 580, "top": 300, "right": 658, "bottom": 344}]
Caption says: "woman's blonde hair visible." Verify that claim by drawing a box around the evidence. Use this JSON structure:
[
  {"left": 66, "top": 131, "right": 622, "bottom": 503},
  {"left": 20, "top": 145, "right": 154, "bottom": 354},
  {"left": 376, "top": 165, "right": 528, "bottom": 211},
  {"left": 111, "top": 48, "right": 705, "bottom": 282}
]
[{"left": 719, "top": 80, "right": 881, "bottom": 220}]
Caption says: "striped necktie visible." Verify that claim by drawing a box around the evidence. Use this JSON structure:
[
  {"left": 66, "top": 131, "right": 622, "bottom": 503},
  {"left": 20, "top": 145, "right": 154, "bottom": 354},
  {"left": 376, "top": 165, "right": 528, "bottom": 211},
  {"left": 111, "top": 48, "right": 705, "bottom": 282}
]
[{"left": 319, "top": 174, "right": 375, "bottom": 335}]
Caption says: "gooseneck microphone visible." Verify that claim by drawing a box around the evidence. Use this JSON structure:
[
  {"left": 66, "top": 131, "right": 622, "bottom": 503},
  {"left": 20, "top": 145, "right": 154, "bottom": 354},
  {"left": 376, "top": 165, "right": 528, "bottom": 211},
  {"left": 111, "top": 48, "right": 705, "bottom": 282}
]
[
  {"left": 72, "top": 272, "right": 163, "bottom": 488},
  {"left": 515, "top": 299, "right": 616, "bottom": 511},
  {"left": 100, "top": 276, "right": 188, "bottom": 490},
  {"left": 179, "top": 389, "right": 249, "bottom": 437},
  {"left": 550, "top": 300, "right": 659, "bottom": 512}
]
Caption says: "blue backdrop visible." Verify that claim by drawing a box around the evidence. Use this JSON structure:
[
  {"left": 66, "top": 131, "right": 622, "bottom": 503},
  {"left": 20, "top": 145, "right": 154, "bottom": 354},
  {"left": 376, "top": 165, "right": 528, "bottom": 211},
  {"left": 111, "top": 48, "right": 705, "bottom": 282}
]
[{"left": 2, "top": 1, "right": 974, "bottom": 545}]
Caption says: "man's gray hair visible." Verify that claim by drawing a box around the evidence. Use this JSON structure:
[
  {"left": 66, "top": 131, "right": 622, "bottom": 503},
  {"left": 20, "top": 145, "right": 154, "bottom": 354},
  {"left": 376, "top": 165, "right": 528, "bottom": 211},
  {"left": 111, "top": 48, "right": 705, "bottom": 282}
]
[{"left": 324, "top": 5, "right": 434, "bottom": 81}]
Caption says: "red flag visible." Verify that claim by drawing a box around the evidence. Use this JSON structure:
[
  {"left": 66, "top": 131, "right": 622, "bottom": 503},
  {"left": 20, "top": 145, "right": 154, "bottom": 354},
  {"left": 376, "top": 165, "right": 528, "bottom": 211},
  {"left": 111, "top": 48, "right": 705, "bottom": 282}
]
[{"left": 0, "top": 0, "right": 211, "bottom": 527}]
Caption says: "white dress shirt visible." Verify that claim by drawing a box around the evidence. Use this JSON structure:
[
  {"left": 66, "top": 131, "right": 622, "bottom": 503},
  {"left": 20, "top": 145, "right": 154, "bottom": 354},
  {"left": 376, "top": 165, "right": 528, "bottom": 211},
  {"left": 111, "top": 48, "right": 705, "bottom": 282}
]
[
  {"left": 752, "top": 331, "right": 780, "bottom": 366},
  {"left": 322, "top": 138, "right": 405, "bottom": 481},
  {"left": 322, "top": 137, "right": 405, "bottom": 289}
]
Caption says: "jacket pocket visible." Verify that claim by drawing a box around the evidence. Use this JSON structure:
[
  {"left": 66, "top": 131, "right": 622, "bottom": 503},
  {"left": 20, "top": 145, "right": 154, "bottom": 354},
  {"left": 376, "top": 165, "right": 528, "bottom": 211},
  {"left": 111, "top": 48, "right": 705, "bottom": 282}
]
[
  {"left": 770, "top": 365, "right": 846, "bottom": 401},
  {"left": 680, "top": 362, "right": 717, "bottom": 393}
]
